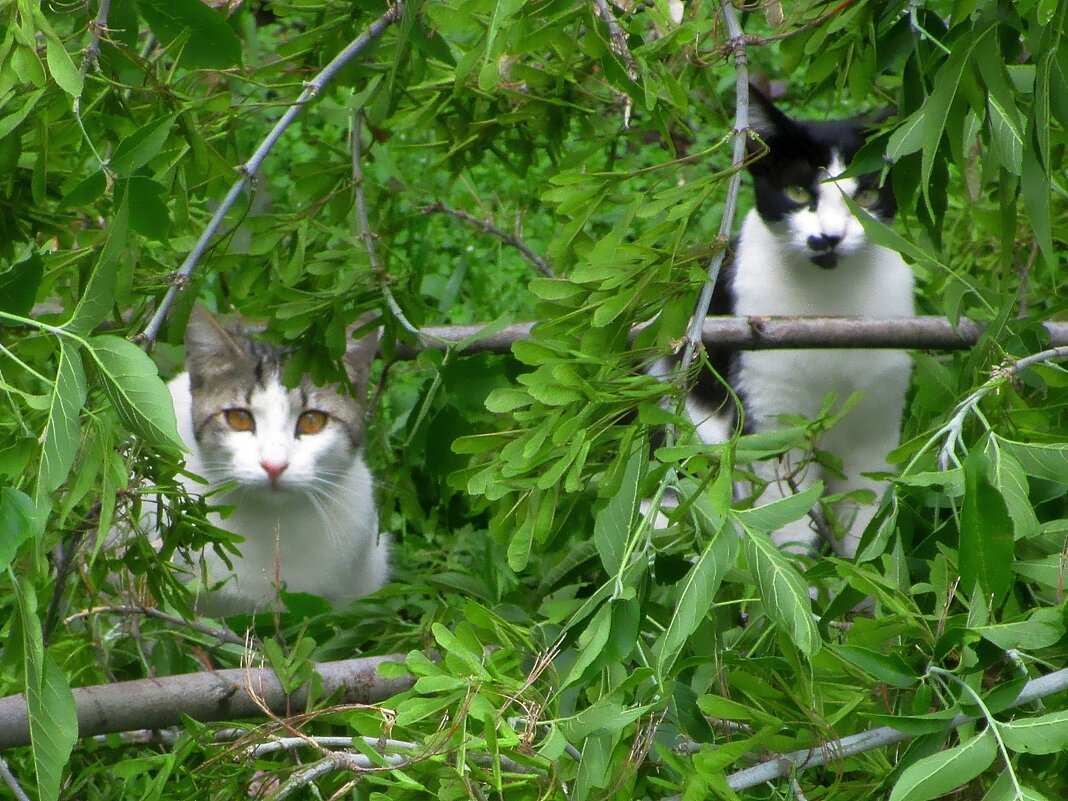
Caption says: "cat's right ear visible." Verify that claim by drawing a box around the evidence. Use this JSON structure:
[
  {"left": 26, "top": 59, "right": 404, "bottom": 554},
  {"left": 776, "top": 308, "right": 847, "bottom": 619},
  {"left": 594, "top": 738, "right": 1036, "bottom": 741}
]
[
  {"left": 745, "top": 83, "right": 793, "bottom": 153},
  {"left": 184, "top": 306, "right": 247, "bottom": 387},
  {"left": 343, "top": 312, "right": 381, "bottom": 403}
]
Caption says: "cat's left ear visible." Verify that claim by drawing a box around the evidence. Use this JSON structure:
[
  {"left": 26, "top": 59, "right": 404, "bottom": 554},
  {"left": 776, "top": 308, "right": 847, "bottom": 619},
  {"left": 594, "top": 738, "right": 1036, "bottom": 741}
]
[
  {"left": 343, "top": 312, "right": 381, "bottom": 403},
  {"left": 861, "top": 105, "right": 897, "bottom": 131}
]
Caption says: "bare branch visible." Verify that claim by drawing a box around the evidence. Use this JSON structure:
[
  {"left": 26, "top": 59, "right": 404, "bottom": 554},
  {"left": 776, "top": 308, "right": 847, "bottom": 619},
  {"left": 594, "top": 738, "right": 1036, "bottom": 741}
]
[
  {"left": 389, "top": 316, "right": 1068, "bottom": 358},
  {"left": 139, "top": 2, "right": 406, "bottom": 346},
  {"left": 63, "top": 604, "right": 254, "bottom": 648},
  {"left": 351, "top": 111, "right": 423, "bottom": 338},
  {"left": 662, "top": 666, "right": 1068, "bottom": 797},
  {"left": 678, "top": 2, "right": 748, "bottom": 379},
  {"left": 0, "top": 654, "right": 414, "bottom": 749},
  {"left": 590, "top": 0, "right": 639, "bottom": 126},
  {"left": 421, "top": 201, "right": 554, "bottom": 277},
  {"left": 0, "top": 754, "right": 32, "bottom": 801}
]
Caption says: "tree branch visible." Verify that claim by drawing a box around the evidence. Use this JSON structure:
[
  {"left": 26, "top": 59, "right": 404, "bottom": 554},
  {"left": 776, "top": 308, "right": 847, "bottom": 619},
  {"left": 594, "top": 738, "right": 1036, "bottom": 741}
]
[
  {"left": 590, "top": 0, "right": 639, "bottom": 126},
  {"left": 0, "top": 654, "right": 414, "bottom": 749},
  {"left": 421, "top": 201, "right": 554, "bottom": 277},
  {"left": 391, "top": 316, "right": 1068, "bottom": 358},
  {"left": 63, "top": 604, "right": 254, "bottom": 648},
  {"left": 139, "top": 2, "right": 406, "bottom": 346},
  {"left": 662, "top": 666, "right": 1068, "bottom": 797}
]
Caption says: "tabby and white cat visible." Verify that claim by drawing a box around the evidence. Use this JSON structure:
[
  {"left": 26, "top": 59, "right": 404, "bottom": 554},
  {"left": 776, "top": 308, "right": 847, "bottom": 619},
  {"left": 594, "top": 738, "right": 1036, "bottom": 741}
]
[
  {"left": 169, "top": 307, "right": 388, "bottom": 616},
  {"left": 679, "top": 87, "right": 914, "bottom": 557}
]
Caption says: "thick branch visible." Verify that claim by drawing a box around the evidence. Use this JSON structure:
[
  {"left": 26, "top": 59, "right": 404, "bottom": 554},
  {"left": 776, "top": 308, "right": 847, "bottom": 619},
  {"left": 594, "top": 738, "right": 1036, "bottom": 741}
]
[
  {"left": 139, "top": 2, "right": 406, "bottom": 346},
  {"left": 0, "top": 654, "right": 413, "bottom": 749},
  {"left": 392, "top": 316, "right": 1068, "bottom": 358}
]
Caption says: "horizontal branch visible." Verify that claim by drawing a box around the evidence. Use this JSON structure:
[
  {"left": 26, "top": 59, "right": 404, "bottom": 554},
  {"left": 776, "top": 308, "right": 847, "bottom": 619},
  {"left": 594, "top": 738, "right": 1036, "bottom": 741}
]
[
  {"left": 0, "top": 654, "right": 413, "bottom": 750},
  {"left": 395, "top": 316, "right": 1068, "bottom": 358},
  {"left": 722, "top": 666, "right": 1068, "bottom": 791}
]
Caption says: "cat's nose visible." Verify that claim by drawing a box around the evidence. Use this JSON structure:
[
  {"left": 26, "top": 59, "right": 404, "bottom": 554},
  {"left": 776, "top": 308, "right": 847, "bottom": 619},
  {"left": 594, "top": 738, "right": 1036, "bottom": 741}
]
[
  {"left": 807, "top": 233, "right": 843, "bottom": 252},
  {"left": 260, "top": 461, "right": 288, "bottom": 482}
]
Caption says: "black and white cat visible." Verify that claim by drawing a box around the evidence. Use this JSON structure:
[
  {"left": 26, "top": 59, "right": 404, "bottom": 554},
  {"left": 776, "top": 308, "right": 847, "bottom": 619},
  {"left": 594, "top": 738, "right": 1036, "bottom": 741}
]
[
  {"left": 677, "top": 87, "right": 914, "bottom": 557},
  {"left": 169, "top": 307, "right": 388, "bottom": 615}
]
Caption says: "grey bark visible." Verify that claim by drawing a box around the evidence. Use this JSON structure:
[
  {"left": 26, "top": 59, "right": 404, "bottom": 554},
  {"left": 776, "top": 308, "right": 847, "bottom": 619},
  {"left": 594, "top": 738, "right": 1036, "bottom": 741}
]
[
  {"left": 394, "top": 316, "right": 1068, "bottom": 357},
  {"left": 0, "top": 654, "right": 413, "bottom": 749}
]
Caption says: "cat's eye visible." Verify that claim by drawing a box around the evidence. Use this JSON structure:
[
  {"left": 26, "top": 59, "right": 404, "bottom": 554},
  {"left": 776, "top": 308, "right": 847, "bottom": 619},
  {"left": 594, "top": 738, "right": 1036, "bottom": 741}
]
[
  {"left": 784, "top": 185, "right": 813, "bottom": 205},
  {"left": 297, "top": 411, "right": 329, "bottom": 436},
  {"left": 224, "top": 409, "right": 255, "bottom": 432},
  {"left": 854, "top": 188, "right": 881, "bottom": 208}
]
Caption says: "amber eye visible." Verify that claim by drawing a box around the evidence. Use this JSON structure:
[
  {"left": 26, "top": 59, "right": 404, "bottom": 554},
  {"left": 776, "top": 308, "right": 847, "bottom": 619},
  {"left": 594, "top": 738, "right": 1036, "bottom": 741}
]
[
  {"left": 784, "top": 185, "right": 813, "bottom": 205},
  {"left": 224, "top": 409, "right": 255, "bottom": 432},
  {"left": 854, "top": 188, "right": 881, "bottom": 208},
  {"left": 296, "top": 411, "right": 328, "bottom": 436}
]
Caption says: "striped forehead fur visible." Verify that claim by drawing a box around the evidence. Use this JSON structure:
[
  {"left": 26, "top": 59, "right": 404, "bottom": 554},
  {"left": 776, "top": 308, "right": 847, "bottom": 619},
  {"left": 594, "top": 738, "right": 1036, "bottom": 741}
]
[{"left": 184, "top": 313, "right": 364, "bottom": 447}]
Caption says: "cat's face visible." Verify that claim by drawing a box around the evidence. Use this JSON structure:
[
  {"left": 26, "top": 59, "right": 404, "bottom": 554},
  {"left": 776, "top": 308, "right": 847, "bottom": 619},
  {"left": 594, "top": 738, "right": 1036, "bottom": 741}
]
[
  {"left": 747, "top": 87, "right": 896, "bottom": 270},
  {"left": 182, "top": 308, "right": 377, "bottom": 501}
]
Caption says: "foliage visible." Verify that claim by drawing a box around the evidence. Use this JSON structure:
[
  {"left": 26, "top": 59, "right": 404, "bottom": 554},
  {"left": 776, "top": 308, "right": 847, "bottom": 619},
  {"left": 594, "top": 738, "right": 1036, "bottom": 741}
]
[{"left": 0, "top": 0, "right": 1066, "bottom": 799}]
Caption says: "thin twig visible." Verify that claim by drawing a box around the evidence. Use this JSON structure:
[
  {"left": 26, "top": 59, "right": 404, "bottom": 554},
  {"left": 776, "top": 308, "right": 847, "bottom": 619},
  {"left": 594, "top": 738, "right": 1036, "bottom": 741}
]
[
  {"left": 0, "top": 754, "right": 32, "bottom": 801},
  {"left": 934, "top": 344, "right": 1068, "bottom": 470},
  {"left": 43, "top": 526, "right": 89, "bottom": 646},
  {"left": 662, "top": 666, "right": 1068, "bottom": 797},
  {"left": 351, "top": 111, "right": 423, "bottom": 338},
  {"left": 677, "top": 2, "right": 748, "bottom": 380},
  {"left": 140, "top": 2, "right": 406, "bottom": 346},
  {"left": 421, "top": 201, "right": 554, "bottom": 276},
  {"left": 63, "top": 604, "right": 254, "bottom": 648},
  {"left": 590, "top": 0, "right": 639, "bottom": 126}
]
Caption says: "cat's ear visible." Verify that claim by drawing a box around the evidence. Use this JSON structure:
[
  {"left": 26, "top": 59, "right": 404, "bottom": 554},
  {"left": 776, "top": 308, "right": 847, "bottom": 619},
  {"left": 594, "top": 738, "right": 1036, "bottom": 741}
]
[
  {"left": 184, "top": 306, "right": 247, "bottom": 387},
  {"left": 343, "top": 313, "right": 381, "bottom": 402},
  {"left": 745, "top": 83, "right": 794, "bottom": 151},
  {"left": 860, "top": 105, "right": 897, "bottom": 131}
]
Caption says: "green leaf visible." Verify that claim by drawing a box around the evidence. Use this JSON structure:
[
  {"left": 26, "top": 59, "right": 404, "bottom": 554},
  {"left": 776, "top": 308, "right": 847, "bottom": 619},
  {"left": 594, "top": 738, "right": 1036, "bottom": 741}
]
[
  {"left": 87, "top": 336, "right": 184, "bottom": 453},
  {"left": 137, "top": 0, "right": 242, "bottom": 70},
  {"left": 1020, "top": 146, "right": 1054, "bottom": 268},
  {"left": 831, "top": 644, "right": 916, "bottom": 688},
  {"left": 732, "top": 480, "right": 824, "bottom": 533},
  {"left": 109, "top": 113, "right": 178, "bottom": 176},
  {"left": 37, "top": 343, "right": 87, "bottom": 495},
  {"left": 0, "top": 252, "right": 43, "bottom": 316},
  {"left": 744, "top": 529, "right": 821, "bottom": 656},
  {"left": 593, "top": 446, "right": 644, "bottom": 574},
  {"left": 920, "top": 41, "right": 973, "bottom": 190},
  {"left": 999, "top": 438, "right": 1068, "bottom": 481},
  {"left": 0, "top": 487, "right": 40, "bottom": 569},
  {"left": 126, "top": 176, "right": 170, "bottom": 242},
  {"left": 13, "top": 576, "right": 78, "bottom": 801},
  {"left": 889, "top": 730, "right": 996, "bottom": 801},
  {"left": 1000, "top": 710, "right": 1068, "bottom": 755},
  {"left": 653, "top": 516, "right": 738, "bottom": 674},
  {"left": 972, "top": 607, "right": 1065, "bottom": 650},
  {"left": 886, "top": 108, "right": 925, "bottom": 161},
  {"left": 42, "top": 26, "right": 83, "bottom": 98},
  {"left": 68, "top": 199, "right": 128, "bottom": 335},
  {"left": 983, "top": 439, "right": 1039, "bottom": 540},
  {"left": 959, "top": 446, "right": 1013, "bottom": 606}
]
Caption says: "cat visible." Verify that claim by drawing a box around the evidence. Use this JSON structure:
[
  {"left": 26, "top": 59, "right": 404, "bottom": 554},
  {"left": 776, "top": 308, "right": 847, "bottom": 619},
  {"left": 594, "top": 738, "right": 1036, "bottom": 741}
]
[
  {"left": 167, "top": 306, "right": 388, "bottom": 616},
  {"left": 667, "top": 86, "right": 914, "bottom": 558}
]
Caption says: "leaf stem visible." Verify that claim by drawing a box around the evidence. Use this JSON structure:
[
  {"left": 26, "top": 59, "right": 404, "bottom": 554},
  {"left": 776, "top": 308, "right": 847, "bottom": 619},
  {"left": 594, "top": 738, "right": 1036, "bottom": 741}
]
[{"left": 928, "top": 665, "right": 1024, "bottom": 799}]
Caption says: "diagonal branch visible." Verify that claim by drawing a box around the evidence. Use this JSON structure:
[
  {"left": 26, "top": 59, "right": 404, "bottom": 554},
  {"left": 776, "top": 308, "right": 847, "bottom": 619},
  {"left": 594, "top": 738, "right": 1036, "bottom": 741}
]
[
  {"left": 139, "top": 2, "right": 406, "bottom": 346},
  {"left": 421, "top": 201, "right": 554, "bottom": 277}
]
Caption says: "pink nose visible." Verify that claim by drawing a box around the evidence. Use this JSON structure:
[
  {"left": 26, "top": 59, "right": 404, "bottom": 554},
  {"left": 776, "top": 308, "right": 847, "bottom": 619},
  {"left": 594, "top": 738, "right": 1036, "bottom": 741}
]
[{"left": 261, "top": 461, "right": 288, "bottom": 481}]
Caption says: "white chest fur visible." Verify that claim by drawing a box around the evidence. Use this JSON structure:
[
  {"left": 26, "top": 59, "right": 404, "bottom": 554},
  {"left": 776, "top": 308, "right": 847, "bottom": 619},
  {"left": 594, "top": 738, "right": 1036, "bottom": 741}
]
[
  {"left": 731, "top": 209, "right": 914, "bottom": 428},
  {"left": 169, "top": 373, "right": 388, "bottom": 616}
]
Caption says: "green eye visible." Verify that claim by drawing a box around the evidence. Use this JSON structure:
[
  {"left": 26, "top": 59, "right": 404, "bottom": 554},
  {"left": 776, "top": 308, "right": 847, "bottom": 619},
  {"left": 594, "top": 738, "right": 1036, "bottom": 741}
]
[
  {"left": 854, "top": 188, "right": 881, "bottom": 208},
  {"left": 784, "top": 185, "right": 812, "bottom": 204}
]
